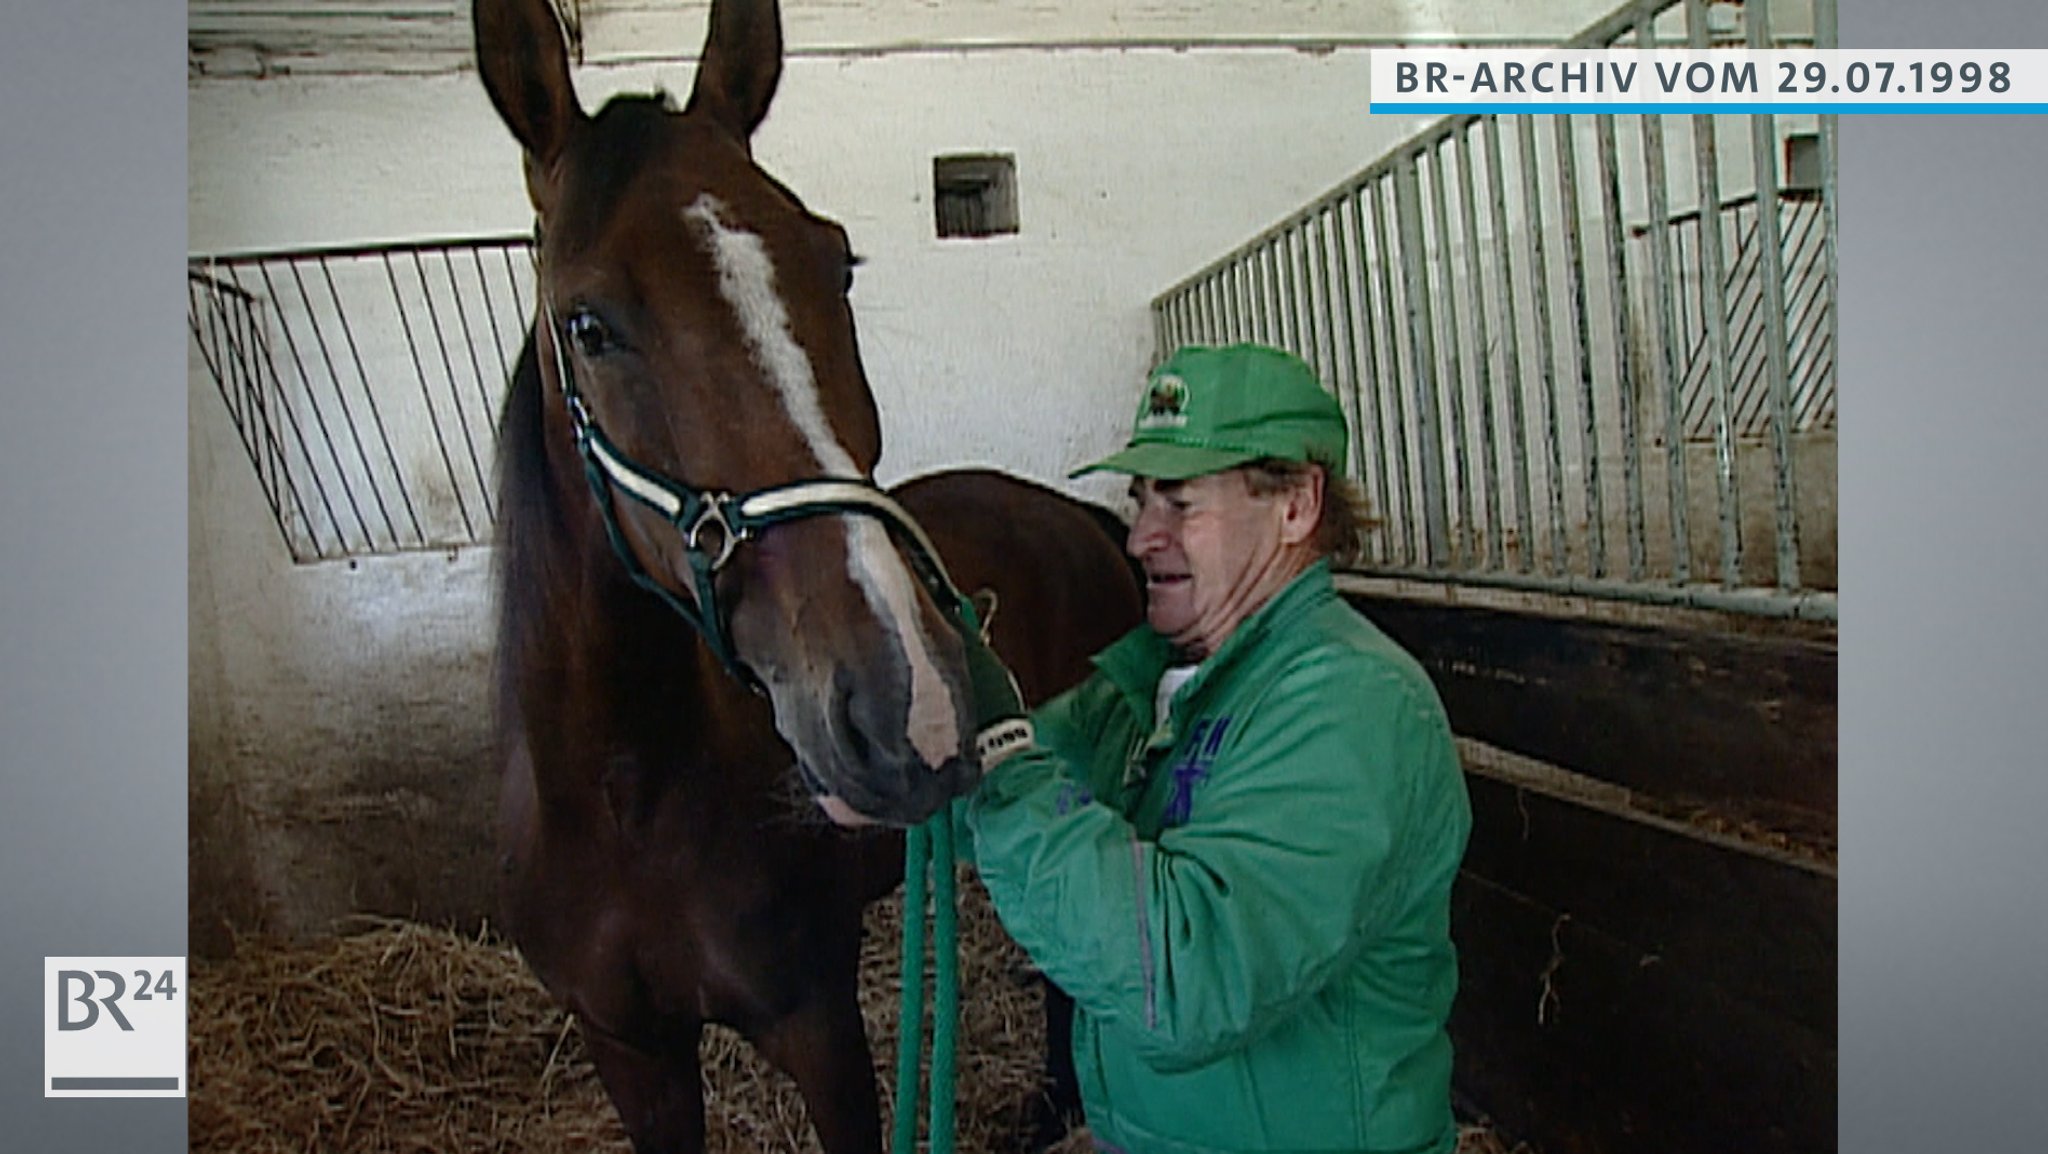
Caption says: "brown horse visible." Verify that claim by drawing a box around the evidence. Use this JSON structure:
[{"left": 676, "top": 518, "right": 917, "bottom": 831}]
[{"left": 475, "top": 0, "right": 1138, "bottom": 1151}]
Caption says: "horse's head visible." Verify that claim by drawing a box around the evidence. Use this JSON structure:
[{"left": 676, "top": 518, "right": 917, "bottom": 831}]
[{"left": 476, "top": 0, "right": 982, "bottom": 827}]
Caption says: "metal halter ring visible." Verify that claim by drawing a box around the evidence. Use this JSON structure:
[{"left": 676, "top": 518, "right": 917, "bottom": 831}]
[{"left": 684, "top": 498, "right": 746, "bottom": 571}]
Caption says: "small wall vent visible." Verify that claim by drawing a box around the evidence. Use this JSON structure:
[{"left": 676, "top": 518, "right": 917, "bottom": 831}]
[{"left": 933, "top": 153, "right": 1019, "bottom": 240}]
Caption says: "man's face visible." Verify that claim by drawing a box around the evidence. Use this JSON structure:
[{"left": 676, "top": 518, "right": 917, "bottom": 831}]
[{"left": 1126, "top": 469, "right": 1303, "bottom": 660}]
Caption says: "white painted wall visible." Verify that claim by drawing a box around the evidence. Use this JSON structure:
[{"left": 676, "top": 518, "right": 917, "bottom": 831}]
[
  {"left": 190, "top": 0, "right": 1630, "bottom": 78},
  {"left": 188, "top": 0, "right": 1621, "bottom": 945},
  {"left": 189, "top": 47, "right": 1455, "bottom": 494}
]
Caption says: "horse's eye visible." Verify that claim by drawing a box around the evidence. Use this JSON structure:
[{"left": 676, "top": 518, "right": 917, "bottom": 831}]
[
  {"left": 565, "top": 310, "right": 613, "bottom": 358},
  {"left": 843, "top": 253, "right": 865, "bottom": 294}
]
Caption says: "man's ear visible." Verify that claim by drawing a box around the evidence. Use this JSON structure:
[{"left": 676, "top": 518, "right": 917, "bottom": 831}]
[{"left": 1277, "top": 467, "right": 1326, "bottom": 547}]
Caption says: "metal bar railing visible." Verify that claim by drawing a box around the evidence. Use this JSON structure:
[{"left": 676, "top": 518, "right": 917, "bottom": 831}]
[
  {"left": 1519, "top": 113, "right": 1571, "bottom": 577},
  {"left": 253, "top": 259, "right": 371, "bottom": 556},
  {"left": 188, "top": 234, "right": 535, "bottom": 562},
  {"left": 1341, "top": 189, "right": 1395, "bottom": 566},
  {"left": 1454, "top": 123, "right": 1507, "bottom": 573},
  {"left": 288, "top": 257, "right": 407, "bottom": 551},
  {"left": 383, "top": 251, "right": 483, "bottom": 543},
  {"left": 1426, "top": 146, "right": 1477, "bottom": 569},
  {"left": 1636, "top": 1, "right": 1693, "bottom": 586},
  {"left": 1554, "top": 112, "right": 1607, "bottom": 579},
  {"left": 1816, "top": 0, "right": 1840, "bottom": 515},
  {"left": 189, "top": 271, "right": 319, "bottom": 555},
  {"left": 1148, "top": 0, "right": 1836, "bottom": 620},
  {"left": 1369, "top": 179, "right": 1418, "bottom": 567},
  {"left": 1748, "top": 0, "right": 1803, "bottom": 591},
  {"left": 1684, "top": 0, "right": 1746, "bottom": 589},
  {"left": 1484, "top": 115, "right": 1539, "bottom": 577},
  {"left": 1394, "top": 152, "right": 1451, "bottom": 568},
  {"left": 1595, "top": 111, "right": 1649, "bottom": 582}
]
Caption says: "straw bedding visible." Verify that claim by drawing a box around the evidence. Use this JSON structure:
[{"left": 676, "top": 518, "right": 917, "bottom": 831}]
[{"left": 190, "top": 871, "right": 1525, "bottom": 1153}]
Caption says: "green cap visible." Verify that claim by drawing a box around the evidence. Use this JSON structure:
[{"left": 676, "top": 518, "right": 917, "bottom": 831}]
[{"left": 1070, "top": 343, "right": 1349, "bottom": 480}]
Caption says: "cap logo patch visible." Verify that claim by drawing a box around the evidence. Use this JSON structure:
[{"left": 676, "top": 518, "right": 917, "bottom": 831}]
[{"left": 1137, "top": 373, "right": 1190, "bottom": 430}]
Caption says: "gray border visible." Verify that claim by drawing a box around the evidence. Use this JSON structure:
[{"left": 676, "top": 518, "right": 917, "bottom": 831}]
[
  {"left": 7, "top": 0, "right": 2048, "bottom": 1150},
  {"left": 1, "top": 2, "right": 188, "bottom": 1149},
  {"left": 51, "top": 1079, "right": 185, "bottom": 1092},
  {"left": 1842, "top": 1, "right": 2048, "bottom": 1151}
]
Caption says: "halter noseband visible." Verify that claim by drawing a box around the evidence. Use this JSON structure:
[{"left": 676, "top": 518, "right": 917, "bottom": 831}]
[{"left": 539, "top": 291, "right": 977, "bottom": 682}]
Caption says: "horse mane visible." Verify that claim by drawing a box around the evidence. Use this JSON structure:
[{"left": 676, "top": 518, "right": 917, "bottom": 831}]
[
  {"left": 493, "top": 92, "right": 690, "bottom": 685},
  {"left": 555, "top": 94, "right": 689, "bottom": 245},
  {"left": 491, "top": 331, "right": 569, "bottom": 732},
  {"left": 489, "top": 325, "right": 725, "bottom": 750},
  {"left": 1077, "top": 498, "right": 1144, "bottom": 591}
]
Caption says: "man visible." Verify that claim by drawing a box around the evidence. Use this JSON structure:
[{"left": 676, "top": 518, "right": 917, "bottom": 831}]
[{"left": 958, "top": 343, "right": 1473, "bottom": 1154}]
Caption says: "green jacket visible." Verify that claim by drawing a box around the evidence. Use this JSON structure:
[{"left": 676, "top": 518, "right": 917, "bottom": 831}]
[{"left": 964, "top": 562, "right": 1471, "bottom": 1154}]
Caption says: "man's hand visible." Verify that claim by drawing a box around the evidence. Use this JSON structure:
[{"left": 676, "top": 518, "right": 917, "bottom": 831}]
[{"left": 956, "top": 597, "right": 1035, "bottom": 770}]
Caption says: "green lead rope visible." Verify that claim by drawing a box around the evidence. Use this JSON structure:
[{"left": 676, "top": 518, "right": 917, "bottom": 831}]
[
  {"left": 931, "top": 807, "right": 960, "bottom": 1149},
  {"left": 893, "top": 803, "right": 961, "bottom": 1154},
  {"left": 893, "top": 580, "right": 992, "bottom": 1154}
]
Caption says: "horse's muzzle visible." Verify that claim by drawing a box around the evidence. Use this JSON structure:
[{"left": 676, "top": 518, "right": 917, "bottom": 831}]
[{"left": 797, "top": 747, "right": 980, "bottom": 829}]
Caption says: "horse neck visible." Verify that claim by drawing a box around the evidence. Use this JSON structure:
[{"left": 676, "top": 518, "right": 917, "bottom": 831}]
[{"left": 494, "top": 331, "right": 788, "bottom": 816}]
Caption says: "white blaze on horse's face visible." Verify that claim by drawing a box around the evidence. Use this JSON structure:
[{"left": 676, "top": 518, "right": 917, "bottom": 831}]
[{"left": 684, "top": 194, "right": 963, "bottom": 773}]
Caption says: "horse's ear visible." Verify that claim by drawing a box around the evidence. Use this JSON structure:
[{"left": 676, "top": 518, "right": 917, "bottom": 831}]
[
  {"left": 684, "top": 0, "right": 784, "bottom": 142},
  {"left": 474, "top": 0, "right": 585, "bottom": 203}
]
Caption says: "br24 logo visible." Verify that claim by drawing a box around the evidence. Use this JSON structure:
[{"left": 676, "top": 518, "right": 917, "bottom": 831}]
[{"left": 55, "top": 968, "right": 178, "bottom": 1032}]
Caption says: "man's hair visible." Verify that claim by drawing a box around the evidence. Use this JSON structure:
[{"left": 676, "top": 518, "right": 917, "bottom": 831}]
[{"left": 1243, "top": 456, "right": 1376, "bottom": 567}]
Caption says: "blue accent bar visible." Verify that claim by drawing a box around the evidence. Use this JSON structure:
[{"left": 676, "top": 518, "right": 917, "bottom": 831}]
[{"left": 1371, "top": 102, "right": 2048, "bottom": 115}]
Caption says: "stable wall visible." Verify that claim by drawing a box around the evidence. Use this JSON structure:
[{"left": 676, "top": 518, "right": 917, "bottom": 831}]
[{"left": 190, "top": 46, "right": 1439, "bottom": 492}]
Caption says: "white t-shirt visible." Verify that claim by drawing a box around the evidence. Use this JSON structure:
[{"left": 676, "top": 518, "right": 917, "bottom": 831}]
[{"left": 1154, "top": 664, "right": 1200, "bottom": 729}]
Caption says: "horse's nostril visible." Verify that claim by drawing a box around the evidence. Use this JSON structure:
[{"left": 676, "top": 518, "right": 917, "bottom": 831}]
[
  {"left": 841, "top": 699, "right": 879, "bottom": 768},
  {"left": 833, "top": 667, "right": 889, "bottom": 769}
]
